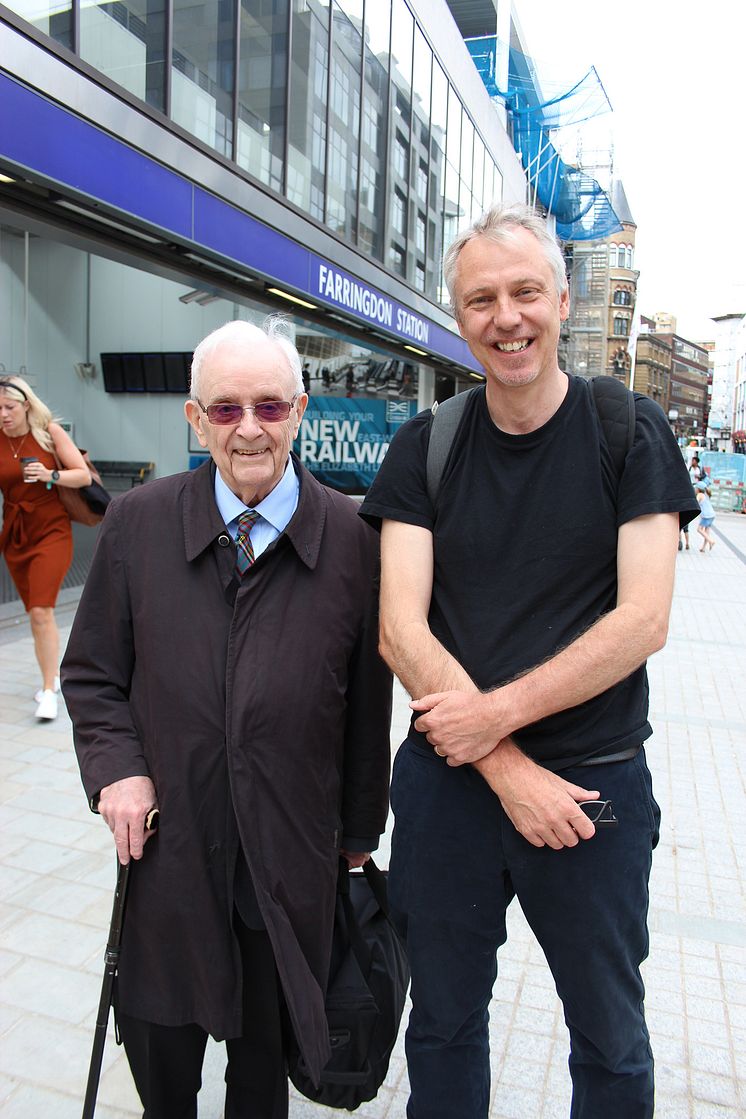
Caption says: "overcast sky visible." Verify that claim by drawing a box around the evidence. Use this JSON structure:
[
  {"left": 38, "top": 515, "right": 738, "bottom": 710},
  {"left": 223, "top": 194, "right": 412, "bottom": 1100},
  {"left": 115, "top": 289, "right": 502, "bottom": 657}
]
[{"left": 513, "top": 0, "right": 745, "bottom": 342}]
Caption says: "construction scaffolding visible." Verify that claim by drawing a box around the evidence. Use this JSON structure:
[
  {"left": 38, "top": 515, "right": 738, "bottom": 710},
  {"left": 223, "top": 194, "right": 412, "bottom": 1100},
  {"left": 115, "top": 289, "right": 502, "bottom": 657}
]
[{"left": 465, "top": 36, "right": 622, "bottom": 241}]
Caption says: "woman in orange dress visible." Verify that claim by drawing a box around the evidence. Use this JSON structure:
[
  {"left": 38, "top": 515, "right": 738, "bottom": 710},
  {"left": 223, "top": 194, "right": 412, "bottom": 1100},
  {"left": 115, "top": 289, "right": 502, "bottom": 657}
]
[{"left": 0, "top": 376, "right": 91, "bottom": 719}]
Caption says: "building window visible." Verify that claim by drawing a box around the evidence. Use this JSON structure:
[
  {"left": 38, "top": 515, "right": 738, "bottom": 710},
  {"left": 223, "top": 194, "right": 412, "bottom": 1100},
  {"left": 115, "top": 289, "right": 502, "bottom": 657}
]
[
  {"left": 416, "top": 162, "right": 428, "bottom": 205},
  {"left": 573, "top": 258, "right": 590, "bottom": 299},
  {"left": 79, "top": 0, "right": 167, "bottom": 110},
  {"left": 392, "top": 189, "right": 406, "bottom": 236},
  {"left": 362, "top": 97, "right": 378, "bottom": 152},
  {"left": 359, "top": 158, "right": 377, "bottom": 213},
  {"left": 613, "top": 315, "right": 629, "bottom": 337},
  {"left": 360, "top": 0, "right": 390, "bottom": 262},
  {"left": 171, "top": 0, "right": 236, "bottom": 156},
  {"left": 613, "top": 289, "right": 632, "bottom": 306},
  {"left": 330, "top": 58, "right": 350, "bottom": 122},
  {"left": 609, "top": 245, "right": 618, "bottom": 267},
  {"left": 4, "top": 0, "right": 73, "bottom": 49},
  {"left": 393, "top": 133, "right": 408, "bottom": 180},
  {"left": 287, "top": 0, "right": 329, "bottom": 217},
  {"left": 236, "top": 0, "right": 288, "bottom": 193},
  {"left": 416, "top": 212, "right": 426, "bottom": 253},
  {"left": 324, "top": 2, "right": 363, "bottom": 242}
]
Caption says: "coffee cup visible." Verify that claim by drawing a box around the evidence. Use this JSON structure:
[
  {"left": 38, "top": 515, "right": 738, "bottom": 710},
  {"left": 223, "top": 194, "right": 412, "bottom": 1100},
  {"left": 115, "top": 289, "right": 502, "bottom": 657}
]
[{"left": 20, "top": 456, "right": 39, "bottom": 482}]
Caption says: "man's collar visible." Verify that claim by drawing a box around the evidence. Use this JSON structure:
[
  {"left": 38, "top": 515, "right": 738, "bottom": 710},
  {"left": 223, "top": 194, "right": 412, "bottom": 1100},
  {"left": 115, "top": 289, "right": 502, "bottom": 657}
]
[
  {"left": 213, "top": 458, "right": 298, "bottom": 533},
  {"left": 183, "top": 461, "right": 229, "bottom": 562},
  {"left": 284, "top": 456, "right": 326, "bottom": 569},
  {"left": 183, "top": 456, "right": 326, "bottom": 569}
]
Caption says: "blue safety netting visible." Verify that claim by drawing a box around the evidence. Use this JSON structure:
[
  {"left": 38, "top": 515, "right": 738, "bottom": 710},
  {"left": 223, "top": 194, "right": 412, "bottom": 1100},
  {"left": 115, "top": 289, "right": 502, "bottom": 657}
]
[{"left": 466, "top": 37, "right": 623, "bottom": 241}]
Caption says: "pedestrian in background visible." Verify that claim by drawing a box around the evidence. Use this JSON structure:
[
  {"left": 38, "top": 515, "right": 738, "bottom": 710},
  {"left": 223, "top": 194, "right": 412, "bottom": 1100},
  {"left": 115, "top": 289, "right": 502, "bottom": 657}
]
[
  {"left": 63, "top": 318, "right": 391, "bottom": 1119},
  {"left": 0, "top": 375, "right": 91, "bottom": 719},
  {"left": 689, "top": 454, "right": 704, "bottom": 484},
  {"left": 696, "top": 480, "right": 716, "bottom": 552}
]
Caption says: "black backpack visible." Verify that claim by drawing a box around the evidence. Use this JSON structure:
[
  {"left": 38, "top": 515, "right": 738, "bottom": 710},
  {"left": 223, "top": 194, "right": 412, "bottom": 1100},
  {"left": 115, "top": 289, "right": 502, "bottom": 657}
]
[
  {"left": 426, "top": 375, "right": 635, "bottom": 506},
  {"left": 287, "top": 858, "right": 409, "bottom": 1111}
]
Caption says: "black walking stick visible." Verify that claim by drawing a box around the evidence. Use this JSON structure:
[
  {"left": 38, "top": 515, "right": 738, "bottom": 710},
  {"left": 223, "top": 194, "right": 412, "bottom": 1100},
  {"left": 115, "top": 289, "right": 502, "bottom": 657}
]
[{"left": 82, "top": 809, "right": 159, "bottom": 1119}]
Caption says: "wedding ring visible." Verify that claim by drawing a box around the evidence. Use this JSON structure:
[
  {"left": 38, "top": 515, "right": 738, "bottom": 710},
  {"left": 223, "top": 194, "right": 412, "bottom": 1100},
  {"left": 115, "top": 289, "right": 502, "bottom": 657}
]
[{"left": 434, "top": 746, "right": 445, "bottom": 757}]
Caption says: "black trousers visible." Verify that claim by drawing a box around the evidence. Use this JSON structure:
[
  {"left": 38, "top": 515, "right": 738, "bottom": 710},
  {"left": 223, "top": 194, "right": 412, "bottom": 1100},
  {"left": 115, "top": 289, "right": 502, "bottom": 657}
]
[
  {"left": 117, "top": 921, "right": 288, "bottom": 1119},
  {"left": 390, "top": 739, "right": 659, "bottom": 1119}
]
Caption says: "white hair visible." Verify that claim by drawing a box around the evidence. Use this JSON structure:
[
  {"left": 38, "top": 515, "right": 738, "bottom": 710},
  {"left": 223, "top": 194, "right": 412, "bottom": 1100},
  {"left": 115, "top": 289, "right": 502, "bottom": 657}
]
[{"left": 190, "top": 316, "right": 304, "bottom": 398}]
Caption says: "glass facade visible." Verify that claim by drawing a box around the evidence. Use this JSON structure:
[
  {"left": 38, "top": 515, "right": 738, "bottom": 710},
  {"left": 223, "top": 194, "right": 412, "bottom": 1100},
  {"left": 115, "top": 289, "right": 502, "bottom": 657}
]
[
  {"left": 79, "top": 0, "right": 167, "bottom": 111},
  {"left": 3, "top": 0, "right": 504, "bottom": 305},
  {"left": 287, "top": 0, "right": 329, "bottom": 220},
  {"left": 8, "top": 0, "right": 72, "bottom": 49},
  {"left": 325, "top": 1, "right": 362, "bottom": 241},
  {"left": 236, "top": 0, "right": 288, "bottom": 191},
  {"left": 171, "top": 0, "right": 236, "bottom": 156}
]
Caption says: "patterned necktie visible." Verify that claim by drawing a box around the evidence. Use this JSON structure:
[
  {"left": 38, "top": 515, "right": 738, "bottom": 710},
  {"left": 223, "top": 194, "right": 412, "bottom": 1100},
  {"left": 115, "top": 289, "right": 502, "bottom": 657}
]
[{"left": 235, "top": 510, "right": 259, "bottom": 575}]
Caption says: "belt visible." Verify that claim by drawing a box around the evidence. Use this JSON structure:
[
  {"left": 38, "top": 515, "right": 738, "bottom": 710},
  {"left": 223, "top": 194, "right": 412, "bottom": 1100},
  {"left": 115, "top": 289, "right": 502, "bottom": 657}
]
[{"left": 575, "top": 744, "right": 642, "bottom": 767}]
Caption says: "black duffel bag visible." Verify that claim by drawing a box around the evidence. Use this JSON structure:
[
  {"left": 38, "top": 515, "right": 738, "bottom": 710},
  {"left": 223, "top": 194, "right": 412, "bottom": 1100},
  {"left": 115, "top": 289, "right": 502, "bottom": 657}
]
[{"left": 288, "top": 857, "right": 409, "bottom": 1111}]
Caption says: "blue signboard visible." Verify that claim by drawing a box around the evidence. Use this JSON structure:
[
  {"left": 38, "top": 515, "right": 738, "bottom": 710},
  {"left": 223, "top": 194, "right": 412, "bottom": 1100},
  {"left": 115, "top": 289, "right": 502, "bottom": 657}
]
[
  {"left": 308, "top": 255, "right": 469, "bottom": 364},
  {"left": 295, "top": 397, "right": 416, "bottom": 492}
]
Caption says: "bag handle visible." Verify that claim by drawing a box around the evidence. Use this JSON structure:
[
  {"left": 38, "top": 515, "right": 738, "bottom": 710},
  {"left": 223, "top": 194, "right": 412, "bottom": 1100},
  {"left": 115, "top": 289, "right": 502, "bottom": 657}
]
[
  {"left": 337, "top": 860, "right": 373, "bottom": 975},
  {"left": 360, "top": 857, "right": 389, "bottom": 916},
  {"left": 336, "top": 856, "right": 396, "bottom": 977}
]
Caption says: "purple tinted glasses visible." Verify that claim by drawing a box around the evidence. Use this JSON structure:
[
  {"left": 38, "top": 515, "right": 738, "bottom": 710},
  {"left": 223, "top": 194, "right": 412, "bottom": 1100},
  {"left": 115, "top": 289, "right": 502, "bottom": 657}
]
[{"left": 197, "top": 396, "right": 298, "bottom": 425}]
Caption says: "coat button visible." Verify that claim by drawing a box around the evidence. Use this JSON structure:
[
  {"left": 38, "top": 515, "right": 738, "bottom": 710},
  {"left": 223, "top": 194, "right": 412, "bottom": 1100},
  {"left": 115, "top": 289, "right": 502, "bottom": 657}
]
[{"left": 217, "top": 533, "right": 231, "bottom": 547}]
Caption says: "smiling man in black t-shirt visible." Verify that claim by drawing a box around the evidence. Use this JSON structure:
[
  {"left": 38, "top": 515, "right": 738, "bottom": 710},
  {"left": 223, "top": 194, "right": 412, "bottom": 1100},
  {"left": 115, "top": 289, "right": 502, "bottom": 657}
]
[{"left": 361, "top": 203, "right": 698, "bottom": 1119}]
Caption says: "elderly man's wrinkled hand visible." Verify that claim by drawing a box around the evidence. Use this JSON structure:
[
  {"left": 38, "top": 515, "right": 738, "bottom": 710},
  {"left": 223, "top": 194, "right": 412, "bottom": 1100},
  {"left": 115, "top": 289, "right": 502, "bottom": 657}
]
[
  {"left": 341, "top": 850, "right": 371, "bottom": 869},
  {"left": 98, "top": 775, "right": 158, "bottom": 864},
  {"left": 410, "top": 690, "right": 502, "bottom": 764}
]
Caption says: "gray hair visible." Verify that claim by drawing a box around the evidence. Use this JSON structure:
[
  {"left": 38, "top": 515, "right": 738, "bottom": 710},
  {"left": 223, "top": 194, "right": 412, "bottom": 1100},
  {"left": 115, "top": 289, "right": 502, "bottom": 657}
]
[
  {"left": 443, "top": 202, "right": 568, "bottom": 315},
  {"left": 190, "top": 316, "right": 304, "bottom": 399}
]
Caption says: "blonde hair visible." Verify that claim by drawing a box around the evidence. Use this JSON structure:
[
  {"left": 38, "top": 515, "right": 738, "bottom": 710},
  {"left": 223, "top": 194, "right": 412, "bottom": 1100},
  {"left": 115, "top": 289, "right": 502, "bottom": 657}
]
[{"left": 0, "top": 375, "right": 56, "bottom": 453}]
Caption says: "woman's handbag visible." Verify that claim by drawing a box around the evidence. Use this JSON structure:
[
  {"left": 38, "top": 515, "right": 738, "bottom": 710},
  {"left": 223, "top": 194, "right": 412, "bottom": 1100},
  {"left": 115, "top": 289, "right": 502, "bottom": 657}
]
[
  {"left": 287, "top": 858, "right": 410, "bottom": 1111},
  {"left": 54, "top": 449, "right": 112, "bottom": 526}
]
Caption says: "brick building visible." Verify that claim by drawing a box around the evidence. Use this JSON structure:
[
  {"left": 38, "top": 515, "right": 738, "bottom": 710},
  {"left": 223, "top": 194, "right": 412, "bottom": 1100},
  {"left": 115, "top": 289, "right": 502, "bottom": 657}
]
[
  {"left": 632, "top": 316, "right": 671, "bottom": 411},
  {"left": 560, "top": 180, "right": 639, "bottom": 381}
]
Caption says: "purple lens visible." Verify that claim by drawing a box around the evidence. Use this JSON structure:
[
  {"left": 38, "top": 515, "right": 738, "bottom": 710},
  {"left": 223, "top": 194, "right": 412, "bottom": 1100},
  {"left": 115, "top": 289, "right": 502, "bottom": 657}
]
[
  {"left": 253, "top": 401, "right": 292, "bottom": 422},
  {"left": 207, "top": 403, "right": 244, "bottom": 424}
]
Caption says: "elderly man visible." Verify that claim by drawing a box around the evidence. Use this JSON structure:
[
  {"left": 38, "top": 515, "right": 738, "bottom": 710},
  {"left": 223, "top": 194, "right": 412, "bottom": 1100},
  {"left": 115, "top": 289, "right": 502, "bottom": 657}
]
[
  {"left": 360, "top": 203, "right": 698, "bottom": 1118},
  {"left": 63, "top": 318, "right": 391, "bottom": 1119}
]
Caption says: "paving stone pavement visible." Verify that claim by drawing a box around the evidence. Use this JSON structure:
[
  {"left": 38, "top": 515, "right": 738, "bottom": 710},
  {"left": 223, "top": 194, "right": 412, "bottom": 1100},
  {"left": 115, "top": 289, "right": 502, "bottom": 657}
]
[{"left": 1, "top": 513, "right": 745, "bottom": 1117}]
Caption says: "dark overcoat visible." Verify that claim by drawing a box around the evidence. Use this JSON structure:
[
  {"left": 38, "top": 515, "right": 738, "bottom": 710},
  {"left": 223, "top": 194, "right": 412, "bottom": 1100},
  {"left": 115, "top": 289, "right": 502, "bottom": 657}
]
[{"left": 62, "top": 457, "right": 392, "bottom": 1083}]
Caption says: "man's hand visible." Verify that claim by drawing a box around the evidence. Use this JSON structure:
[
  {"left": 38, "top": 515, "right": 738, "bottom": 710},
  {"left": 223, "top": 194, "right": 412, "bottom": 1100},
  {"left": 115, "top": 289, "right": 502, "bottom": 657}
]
[
  {"left": 98, "top": 776, "right": 158, "bottom": 864},
  {"left": 411, "top": 690, "right": 505, "bottom": 764},
  {"left": 476, "top": 741, "right": 600, "bottom": 850},
  {"left": 341, "top": 850, "right": 370, "bottom": 869}
]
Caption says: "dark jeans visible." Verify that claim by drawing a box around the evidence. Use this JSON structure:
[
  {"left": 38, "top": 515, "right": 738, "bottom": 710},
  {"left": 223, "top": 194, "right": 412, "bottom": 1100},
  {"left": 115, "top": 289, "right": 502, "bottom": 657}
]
[
  {"left": 117, "top": 922, "right": 288, "bottom": 1119},
  {"left": 389, "top": 738, "right": 660, "bottom": 1119}
]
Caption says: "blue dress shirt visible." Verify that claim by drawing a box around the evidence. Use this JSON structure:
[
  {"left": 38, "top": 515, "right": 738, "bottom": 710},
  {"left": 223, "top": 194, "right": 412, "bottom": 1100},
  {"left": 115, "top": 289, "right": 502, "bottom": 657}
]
[{"left": 214, "top": 458, "right": 299, "bottom": 557}]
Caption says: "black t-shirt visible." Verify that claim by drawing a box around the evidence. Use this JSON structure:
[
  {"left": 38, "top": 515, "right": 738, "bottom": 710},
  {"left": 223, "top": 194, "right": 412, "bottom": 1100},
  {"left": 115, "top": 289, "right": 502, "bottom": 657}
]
[{"left": 360, "top": 374, "right": 700, "bottom": 769}]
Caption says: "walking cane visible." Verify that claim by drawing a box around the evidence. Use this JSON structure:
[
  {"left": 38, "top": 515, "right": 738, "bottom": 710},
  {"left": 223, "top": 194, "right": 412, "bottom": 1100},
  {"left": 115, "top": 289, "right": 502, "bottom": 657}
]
[{"left": 81, "top": 808, "right": 159, "bottom": 1119}]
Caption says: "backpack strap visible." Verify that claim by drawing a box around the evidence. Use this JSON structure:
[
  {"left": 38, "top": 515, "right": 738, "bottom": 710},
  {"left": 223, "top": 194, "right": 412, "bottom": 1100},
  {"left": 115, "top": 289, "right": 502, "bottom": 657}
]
[
  {"left": 589, "top": 375, "right": 636, "bottom": 481},
  {"left": 426, "top": 377, "right": 635, "bottom": 510},
  {"left": 426, "top": 387, "right": 477, "bottom": 506}
]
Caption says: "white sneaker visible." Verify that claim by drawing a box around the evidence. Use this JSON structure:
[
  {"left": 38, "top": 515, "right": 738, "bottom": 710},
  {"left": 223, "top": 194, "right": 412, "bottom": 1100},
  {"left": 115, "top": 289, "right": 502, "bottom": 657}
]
[
  {"left": 35, "top": 690, "right": 58, "bottom": 720},
  {"left": 34, "top": 676, "right": 60, "bottom": 704}
]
